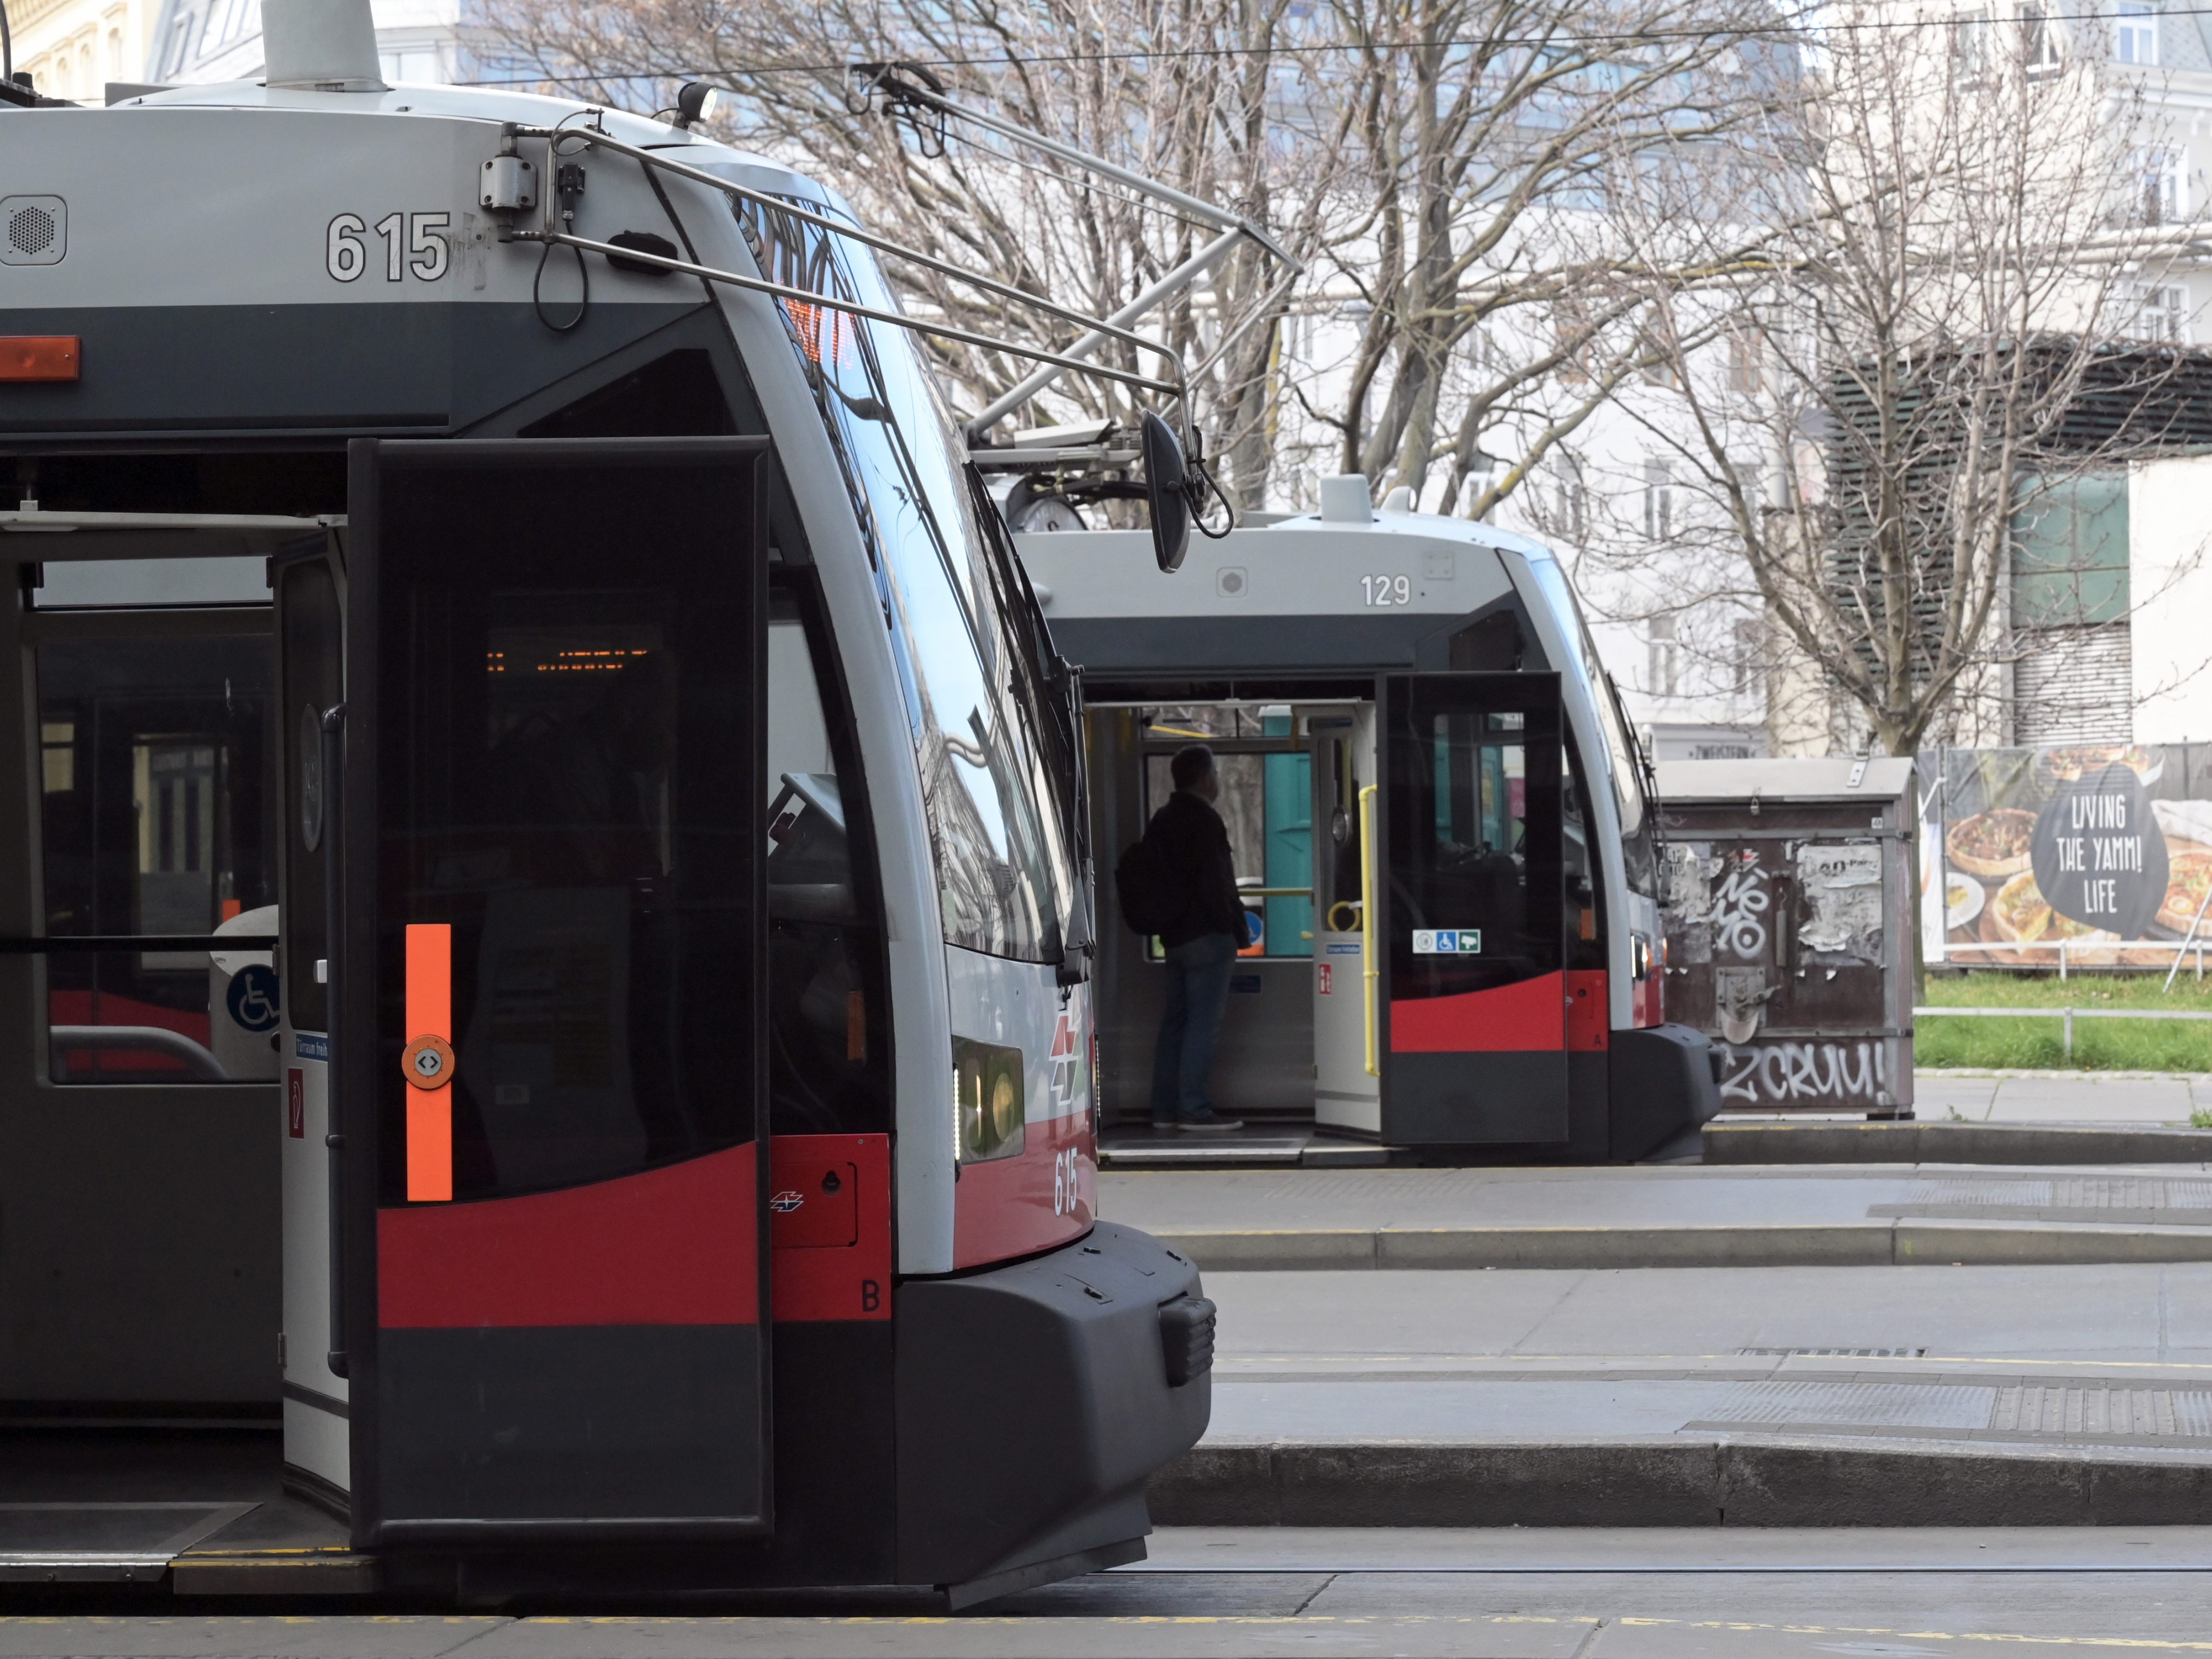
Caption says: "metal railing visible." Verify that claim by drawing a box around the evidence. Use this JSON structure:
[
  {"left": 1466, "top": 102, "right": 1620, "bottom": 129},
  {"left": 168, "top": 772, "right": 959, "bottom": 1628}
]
[
  {"left": 1940, "top": 938, "right": 2207, "bottom": 980},
  {"left": 1915, "top": 1003, "right": 2212, "bottom": 1061}
]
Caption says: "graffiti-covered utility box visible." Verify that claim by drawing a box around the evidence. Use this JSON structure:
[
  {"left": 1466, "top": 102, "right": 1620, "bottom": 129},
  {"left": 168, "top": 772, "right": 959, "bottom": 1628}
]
[{"left": 1654, "top": 758, "right": 1917, "bottom": 1116}]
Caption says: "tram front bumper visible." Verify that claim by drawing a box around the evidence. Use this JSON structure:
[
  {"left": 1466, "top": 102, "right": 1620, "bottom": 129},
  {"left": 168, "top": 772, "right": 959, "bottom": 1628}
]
[{"left": 894, "top": 1220, "right": 1210, "bottom": 1592}]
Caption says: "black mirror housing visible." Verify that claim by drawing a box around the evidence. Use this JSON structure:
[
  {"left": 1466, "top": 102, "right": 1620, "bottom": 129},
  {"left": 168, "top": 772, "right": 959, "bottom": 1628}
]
[{"left": 1141, "top": 412, "right": 1190, "bottom": 573}]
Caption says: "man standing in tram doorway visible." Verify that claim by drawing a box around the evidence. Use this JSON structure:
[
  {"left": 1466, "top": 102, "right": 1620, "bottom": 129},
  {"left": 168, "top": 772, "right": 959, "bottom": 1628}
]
[{"left": 1143, "top": 744, "right": 1247, "bottom": 1133}]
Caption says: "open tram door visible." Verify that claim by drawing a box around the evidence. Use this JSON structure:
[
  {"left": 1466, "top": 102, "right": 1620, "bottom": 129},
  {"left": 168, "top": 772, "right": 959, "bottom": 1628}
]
[
  {"left": 283, "top": 437, "right": 775, "bottom": 1545},
  {"left": 1367, "top": 672, "right": 1587, "bottom": 1147}
]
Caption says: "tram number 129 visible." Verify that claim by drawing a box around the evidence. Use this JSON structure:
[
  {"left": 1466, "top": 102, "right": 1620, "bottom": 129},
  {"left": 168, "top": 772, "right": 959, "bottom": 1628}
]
[{"left": 1361, "top": 573, "right": 1412, "bottom": 606}]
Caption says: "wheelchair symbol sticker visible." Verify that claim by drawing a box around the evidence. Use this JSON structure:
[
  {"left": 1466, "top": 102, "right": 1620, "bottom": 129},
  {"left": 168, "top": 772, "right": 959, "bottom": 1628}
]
[{"left": 226, "top": 964, "right": 281, "bottom": 1033}]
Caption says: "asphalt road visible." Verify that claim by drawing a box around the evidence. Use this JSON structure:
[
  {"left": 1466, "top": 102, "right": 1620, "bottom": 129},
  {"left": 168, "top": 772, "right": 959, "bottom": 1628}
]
[{"left": 9, "top": 1529, "right": 2212, "bottom": 1655}]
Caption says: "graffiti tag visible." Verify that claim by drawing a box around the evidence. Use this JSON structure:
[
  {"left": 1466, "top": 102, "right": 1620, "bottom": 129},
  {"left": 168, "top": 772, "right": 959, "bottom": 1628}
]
[
  {"left": 1717, "top": 1038, "right": 1889, "bottom": 1104},
  {"left": 1710, "top": 854, "right": 1772, "bottom": 960}
]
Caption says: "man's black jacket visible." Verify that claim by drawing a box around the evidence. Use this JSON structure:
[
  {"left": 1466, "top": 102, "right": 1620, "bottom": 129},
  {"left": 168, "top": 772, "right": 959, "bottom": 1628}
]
[{"left": 1144, "top": 789, "right": 1246, "bottom": 949}]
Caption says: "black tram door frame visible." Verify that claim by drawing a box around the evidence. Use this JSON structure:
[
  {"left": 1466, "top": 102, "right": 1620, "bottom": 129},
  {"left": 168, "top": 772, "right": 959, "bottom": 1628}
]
[
  {"left": 1376, "top": 672, "right": 1570, "bottom": 1146},
  {"left": 335, "top": 436, "right": 775, "bottom": 1547}
]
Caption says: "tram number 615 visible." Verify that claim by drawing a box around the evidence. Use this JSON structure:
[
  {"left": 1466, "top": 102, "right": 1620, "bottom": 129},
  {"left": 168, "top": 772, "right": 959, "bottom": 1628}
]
[
  {"left": 1361, "top": 573, "right": 1412, "bottom": 606},
  {"left": 327, "top": 212, "right": 451, "bottom": 283},
  {"left": 1052, "top": 1146, "right": 1082, "bottom": 1217}
]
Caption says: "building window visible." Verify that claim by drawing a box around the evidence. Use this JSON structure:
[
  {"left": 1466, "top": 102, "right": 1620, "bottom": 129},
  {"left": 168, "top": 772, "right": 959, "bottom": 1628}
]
[
  {"left": 1552, "top": 455, "right": 1589, "bottom": 541},
  {"left": 2022, "top": 2, "right": 2062, "bottom": 74},
  {"left": 2125, "top": 281, "right": 2189, "bottom": 342},
  {"left": 1731, "top": 618, "right": 1764, "bottom": 696},
  {"left": 1554, "top": 296, "right": 1595, "bottom": 384},
  {"left": 1648, "top": 616, "right": 1680, "bottom": 697},
  {"left": 1642, "top": 461, "right": 1673, "bottom": 541},
  {"left": 164, "top": 12, "right": 200, "bottom": 78},
  {"left": 1953, "top": 6, "right": 1991, "bottom": 78},
  {"left": 2116, "top": 1, "right": 2158, "bottom": 64},
  {"left": 2122, "top": 147, "right": 2185, "bottom": 226},
  {"left": 2013, "top": 474, "right": 2129, "bottom": 629},
  {"left": 1725, "top": 330, "right": 1761, "bottom": 394}
]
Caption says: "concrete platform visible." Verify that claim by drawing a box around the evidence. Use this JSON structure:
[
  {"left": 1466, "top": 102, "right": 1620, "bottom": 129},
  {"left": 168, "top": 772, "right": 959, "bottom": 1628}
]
[
  {"left": 1102, "top": 1164, "right": 2212, "bottom": 1269},
  {"left": 1706, "top": 1118, "right": 2212, "bottom": 1165},
  {"left": 1151, "top": 1262, "right": 2212, "bottom": 1527},
  {"left": 1914, "top": 1069, "right": 2212, "bottom": 1123}
]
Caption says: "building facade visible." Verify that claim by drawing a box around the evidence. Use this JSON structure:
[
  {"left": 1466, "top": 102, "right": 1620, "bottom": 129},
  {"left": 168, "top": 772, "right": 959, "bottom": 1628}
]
[
  {"left": 140, "top": 0, "right": 469, "bottom": 85},
  {"left": 6, "top": 0, "right": 155, "bottom": 100}
]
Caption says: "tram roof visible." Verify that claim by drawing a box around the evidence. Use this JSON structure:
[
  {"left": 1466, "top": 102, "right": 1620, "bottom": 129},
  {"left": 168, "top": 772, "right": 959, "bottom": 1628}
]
[
  {"left": 1014, "top": 509, "right": 1568, "bottom": 686},
  {"left": 65, "top": 78, "right": 840, "bottom": 207}
]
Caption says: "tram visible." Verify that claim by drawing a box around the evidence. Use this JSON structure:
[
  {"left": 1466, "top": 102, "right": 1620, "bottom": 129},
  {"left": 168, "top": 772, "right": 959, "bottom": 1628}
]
[
  {"left": 1002, "top": 476, "right": 1723, "bottom": 1162},
  {"left": 0, "top": 1, "right": 1215, "bottom": 1603}
]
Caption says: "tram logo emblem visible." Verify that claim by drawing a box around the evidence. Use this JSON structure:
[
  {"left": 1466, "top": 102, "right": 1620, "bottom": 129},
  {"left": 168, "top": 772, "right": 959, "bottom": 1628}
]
[
  {"left": 1049, "top": 1011, "right": 1082, "bottom": 1108},
  {"left": 769, "top": 1190, "right": 805, "bottom": 1213}
]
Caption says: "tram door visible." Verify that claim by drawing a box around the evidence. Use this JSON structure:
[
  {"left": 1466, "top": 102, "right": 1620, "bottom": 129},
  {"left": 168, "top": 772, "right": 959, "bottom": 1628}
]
[
  {"left": 320, "top": 437, "right": 775, "bottom": 1544},
  {"left": 1378, "top": 673, "right": 1569, "bottom": 1144}
]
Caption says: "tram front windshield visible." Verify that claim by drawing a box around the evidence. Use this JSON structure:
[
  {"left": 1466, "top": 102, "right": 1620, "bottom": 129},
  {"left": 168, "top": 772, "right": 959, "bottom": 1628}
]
[
  {"left": 738, "top": 194, "right": 1077, "bottom": 966},
  {"left": 1523, "top": 554, "right": 1656, "bottom": 894}
]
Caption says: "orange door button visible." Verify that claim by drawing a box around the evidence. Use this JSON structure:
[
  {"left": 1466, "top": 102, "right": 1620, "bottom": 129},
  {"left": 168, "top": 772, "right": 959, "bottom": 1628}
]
[{"left": 402, "top": 1033, "right": 454, "bottom": 1088}]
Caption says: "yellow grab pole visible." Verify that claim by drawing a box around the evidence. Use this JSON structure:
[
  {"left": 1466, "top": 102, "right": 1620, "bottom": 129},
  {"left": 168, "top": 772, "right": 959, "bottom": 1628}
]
[{"left": 1360, "top": 783, "right": 1380, "bottom": 1078}]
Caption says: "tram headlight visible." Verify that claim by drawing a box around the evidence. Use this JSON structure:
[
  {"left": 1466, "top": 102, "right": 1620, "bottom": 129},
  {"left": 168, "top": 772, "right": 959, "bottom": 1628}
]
[
  {"left": 952, "top": 1036, "right": 1026, "bottom": 1164},
  {"left": 673, "top": 82, "right": 721, "bottom": 129}
]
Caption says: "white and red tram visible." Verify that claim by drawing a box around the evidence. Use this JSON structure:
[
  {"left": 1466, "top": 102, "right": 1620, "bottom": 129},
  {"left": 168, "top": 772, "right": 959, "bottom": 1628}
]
[{"left": 0, "top": 1, "right": 1211, "bottom": 1603}]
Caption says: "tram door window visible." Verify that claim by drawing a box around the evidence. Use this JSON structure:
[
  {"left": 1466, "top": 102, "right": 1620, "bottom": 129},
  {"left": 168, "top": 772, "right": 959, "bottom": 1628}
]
[
  {"left": 1381, "top": 673, "right": 1569, "bottom": 1143},
  {"left": 36, "top": 625, "right": 274, "bottom": 1082},
  {"left": 278, "top": 558, "right": 340, "bottom": 1036},
  {"left": 354, "top": 438, "right": 772, "bottom": 1537}
]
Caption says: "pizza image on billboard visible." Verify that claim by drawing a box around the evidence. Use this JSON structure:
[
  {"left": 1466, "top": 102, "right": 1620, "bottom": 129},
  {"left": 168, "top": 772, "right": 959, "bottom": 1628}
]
[{"left": 1947, "top": 809, "right": 2037, "bottom": 879}]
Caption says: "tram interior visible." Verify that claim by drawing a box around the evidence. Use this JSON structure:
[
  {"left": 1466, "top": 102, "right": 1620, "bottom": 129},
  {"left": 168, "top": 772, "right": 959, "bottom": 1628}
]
[{"left": 1092, "top": 699, "right": 1387, "bottom": 1154}]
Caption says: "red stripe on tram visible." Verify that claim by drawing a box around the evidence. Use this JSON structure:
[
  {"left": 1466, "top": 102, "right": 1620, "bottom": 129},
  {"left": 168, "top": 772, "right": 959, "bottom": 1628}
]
[
  {"left": 1390, "top": 970, "right": 1568, "bottom": 1053},
  {"left": 379, "top": 1143, "right": 760, "bottom": 1328}
]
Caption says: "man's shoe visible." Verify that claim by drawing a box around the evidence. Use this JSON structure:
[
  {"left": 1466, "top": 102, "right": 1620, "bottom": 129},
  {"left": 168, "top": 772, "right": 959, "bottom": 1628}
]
[{"left": 1177, "top": 1114, "right": 1245, "bottom": 1133}]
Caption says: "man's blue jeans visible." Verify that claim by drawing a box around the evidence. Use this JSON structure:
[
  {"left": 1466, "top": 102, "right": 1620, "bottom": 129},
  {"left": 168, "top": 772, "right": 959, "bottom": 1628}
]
[{"left": 1150, "top": 932, "right": 1238, "bottom": 1123}]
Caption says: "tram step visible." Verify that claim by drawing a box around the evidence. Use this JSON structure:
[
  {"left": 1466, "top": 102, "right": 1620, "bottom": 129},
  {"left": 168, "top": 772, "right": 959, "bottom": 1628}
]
[{"left": 0, "top": 1501, "right": 256, "bottom": 1584}]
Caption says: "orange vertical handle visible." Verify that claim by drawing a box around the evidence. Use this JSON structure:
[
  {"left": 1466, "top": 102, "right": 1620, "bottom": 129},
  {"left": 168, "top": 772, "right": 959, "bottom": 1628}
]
[{"left": 404, "top": 923, "right": 453, "bottom": 1202}]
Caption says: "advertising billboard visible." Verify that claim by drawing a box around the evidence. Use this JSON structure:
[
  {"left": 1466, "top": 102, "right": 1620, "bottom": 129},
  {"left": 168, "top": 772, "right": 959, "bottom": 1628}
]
[{"left": 1933, "top": 744, "right": 2212, "bottom": 967}]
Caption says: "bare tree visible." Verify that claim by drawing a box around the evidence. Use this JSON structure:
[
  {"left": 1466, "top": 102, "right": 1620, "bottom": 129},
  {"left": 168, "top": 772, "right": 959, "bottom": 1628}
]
[
  {"left": 1290, "top": 0, "right": 1793, "bottom": 517},
  {"left": 1596, "top": 3, "right": 2200, "bottom": 756},
  {"left": 476, "top": 0, "right": 1353, "bottom": 507}
]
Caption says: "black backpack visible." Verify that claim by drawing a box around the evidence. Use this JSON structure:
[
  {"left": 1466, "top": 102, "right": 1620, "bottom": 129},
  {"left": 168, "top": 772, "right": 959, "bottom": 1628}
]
[{"left": 1115, "top": 834, "right": 1178, "bottom": 936}]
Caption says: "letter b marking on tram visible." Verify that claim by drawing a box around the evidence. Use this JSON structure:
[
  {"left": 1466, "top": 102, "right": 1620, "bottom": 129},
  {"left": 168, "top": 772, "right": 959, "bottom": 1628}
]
[{"left": 860, "top": 1279, "right": 880, "bottom": 1313}]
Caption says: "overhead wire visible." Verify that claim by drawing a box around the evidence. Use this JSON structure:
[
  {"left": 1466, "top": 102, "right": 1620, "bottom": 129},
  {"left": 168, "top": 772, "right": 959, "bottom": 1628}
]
[{"left": 452, "top": 6, "right": 2212, "bottom": 86}]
